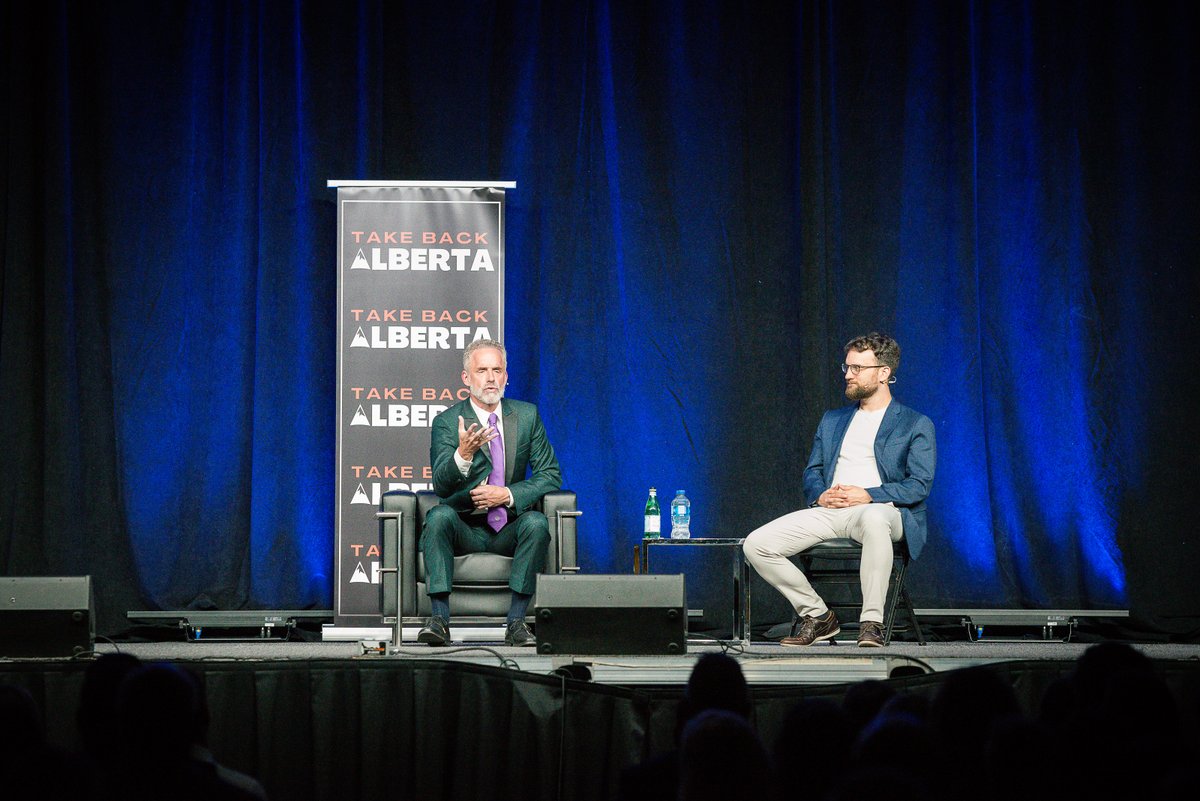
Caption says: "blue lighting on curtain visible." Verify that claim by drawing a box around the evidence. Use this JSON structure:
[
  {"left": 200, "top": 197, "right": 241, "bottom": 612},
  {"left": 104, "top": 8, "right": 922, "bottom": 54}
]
[{"left": 30, "top": 0, "right": 1200, "bottom": 633}]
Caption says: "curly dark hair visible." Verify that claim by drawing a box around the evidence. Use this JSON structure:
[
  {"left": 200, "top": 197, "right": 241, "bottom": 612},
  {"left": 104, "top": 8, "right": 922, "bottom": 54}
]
[{"left": 844, "top": 332, "right": 900, "bottom": 374}]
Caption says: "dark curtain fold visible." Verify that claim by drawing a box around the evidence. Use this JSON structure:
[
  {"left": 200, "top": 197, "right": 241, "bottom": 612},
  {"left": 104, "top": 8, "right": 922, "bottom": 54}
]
[{"left": 2, "top": 0, "right": 1197, "bottom": 637}]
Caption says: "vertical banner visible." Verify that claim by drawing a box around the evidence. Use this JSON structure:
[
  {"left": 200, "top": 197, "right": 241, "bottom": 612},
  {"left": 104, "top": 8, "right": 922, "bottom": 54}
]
[{"left": 331, "top": 182, "right": 508, "bottom": 628}]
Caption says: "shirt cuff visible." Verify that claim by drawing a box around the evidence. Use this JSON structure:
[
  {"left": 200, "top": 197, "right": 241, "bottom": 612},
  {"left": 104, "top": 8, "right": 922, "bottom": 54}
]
[{"left": 454, "top": 449, "right": 472, "bottom": 476}]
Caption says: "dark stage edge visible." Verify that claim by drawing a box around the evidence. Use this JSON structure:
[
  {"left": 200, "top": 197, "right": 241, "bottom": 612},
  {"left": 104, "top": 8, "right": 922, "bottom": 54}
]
[
  {"left": 7, "top": 641, "right": 1200, "bottom": 801},
  {"left": 64, "top": 638, "right": 1200, "bottom": 685}
]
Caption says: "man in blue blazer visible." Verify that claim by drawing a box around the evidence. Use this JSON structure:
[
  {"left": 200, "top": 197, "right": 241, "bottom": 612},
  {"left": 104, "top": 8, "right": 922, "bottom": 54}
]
[
  {"left": 420, "top": 339, "right": 562, "bottom": 647},
  {"left": 743, "top": 333, "right": 936, "bottom": 647}
]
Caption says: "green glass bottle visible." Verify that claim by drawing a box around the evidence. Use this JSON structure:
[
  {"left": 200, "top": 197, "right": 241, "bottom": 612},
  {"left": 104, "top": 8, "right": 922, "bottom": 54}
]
[{"left": 643, "top": 488, "right": 661, "bottom": 539}]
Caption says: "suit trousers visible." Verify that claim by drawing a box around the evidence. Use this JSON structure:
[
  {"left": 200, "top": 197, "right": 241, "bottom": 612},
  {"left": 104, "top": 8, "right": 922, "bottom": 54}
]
[
  {"left": 743, "top": 503, "right": 903, "bottom": 623},
  {"left": 420, "top": 504, "right": 550, "bottom": 596}
]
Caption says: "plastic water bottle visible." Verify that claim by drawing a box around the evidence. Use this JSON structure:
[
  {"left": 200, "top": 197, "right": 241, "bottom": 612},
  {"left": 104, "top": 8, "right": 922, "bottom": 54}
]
[
  {"left": 669, "top": 490, "right": 691, "bottom": 539},
  {"left": 643, "top": 488, "right": 661, "bottom": 539}
]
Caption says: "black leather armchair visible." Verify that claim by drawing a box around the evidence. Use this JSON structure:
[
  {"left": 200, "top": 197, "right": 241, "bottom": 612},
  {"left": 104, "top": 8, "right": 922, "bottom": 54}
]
[{"left": 378, "top": 489, "right": 580, "bottom": 636}]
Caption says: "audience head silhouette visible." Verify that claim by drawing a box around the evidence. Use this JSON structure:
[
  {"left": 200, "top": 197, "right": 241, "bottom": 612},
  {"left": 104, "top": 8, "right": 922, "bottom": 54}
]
[
  {"left": 678, "top": 709, "right": 773, "bottom": 801},
  {"left": 676, "top": 652, "right": 752, "bottom": 740},
  {"left": 117, "top": 663, "right": 205, "bottom": 762}
]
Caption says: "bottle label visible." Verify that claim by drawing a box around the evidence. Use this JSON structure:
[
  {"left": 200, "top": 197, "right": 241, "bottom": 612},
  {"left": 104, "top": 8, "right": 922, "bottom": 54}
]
[{"left": 644, "top": 515, "right": 660, "bottom": 534}]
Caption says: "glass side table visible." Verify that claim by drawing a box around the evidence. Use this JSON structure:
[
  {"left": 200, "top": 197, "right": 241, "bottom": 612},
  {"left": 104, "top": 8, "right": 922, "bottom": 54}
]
[{"left": 633, "top": 537, "right": 751, "bottom": 644}]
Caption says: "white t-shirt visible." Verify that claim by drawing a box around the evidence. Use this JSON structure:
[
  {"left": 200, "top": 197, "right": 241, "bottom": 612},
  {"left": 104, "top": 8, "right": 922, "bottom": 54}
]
[{"left": 831, "top": 406, "right": 888, "bottom": 489}]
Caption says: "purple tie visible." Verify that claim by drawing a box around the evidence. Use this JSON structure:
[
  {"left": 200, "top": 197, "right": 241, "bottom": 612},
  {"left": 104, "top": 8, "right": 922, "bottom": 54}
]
[{"left": 486, "top": 412, "right": 507, "bottom": 532}]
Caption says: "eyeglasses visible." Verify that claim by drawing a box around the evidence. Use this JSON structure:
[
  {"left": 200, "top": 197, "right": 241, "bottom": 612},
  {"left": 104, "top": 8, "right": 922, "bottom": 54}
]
[{"left": 840, "top": 363, "right": 886, "bottom": 376}]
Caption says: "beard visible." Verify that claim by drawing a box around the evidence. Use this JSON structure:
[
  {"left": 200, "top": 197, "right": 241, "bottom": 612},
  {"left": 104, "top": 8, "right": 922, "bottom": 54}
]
[
  {"left": 471, "top": 385, "right": 504, "bottom": 406},
  {"left": 845, "top": 382, "right": 878, "bottom": 401}
]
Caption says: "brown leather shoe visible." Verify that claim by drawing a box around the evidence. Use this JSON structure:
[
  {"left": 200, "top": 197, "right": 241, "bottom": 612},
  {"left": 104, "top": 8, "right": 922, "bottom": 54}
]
[
  {"left": 780, "top": 610, "right": 840, "bottom": 646},
  {"left": 857, "top": 620, "right": 885, "bottom": 647}
]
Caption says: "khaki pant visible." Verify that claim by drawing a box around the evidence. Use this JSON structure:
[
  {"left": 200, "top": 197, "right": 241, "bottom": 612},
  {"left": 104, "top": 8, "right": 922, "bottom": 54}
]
[{"left": 743, "top": 504, "right": 903, "bottom": 623}]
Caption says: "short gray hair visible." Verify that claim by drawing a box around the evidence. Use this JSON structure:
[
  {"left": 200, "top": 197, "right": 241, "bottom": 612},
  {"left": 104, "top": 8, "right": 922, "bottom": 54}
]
[{"left": 462, "top": 338, "right": 507, "bottom": 371}]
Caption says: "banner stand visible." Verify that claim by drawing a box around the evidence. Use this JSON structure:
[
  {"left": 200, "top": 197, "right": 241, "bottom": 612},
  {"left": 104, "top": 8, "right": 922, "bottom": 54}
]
[{"left": 323, "top": 180, "right": 512, "bottom": 638}]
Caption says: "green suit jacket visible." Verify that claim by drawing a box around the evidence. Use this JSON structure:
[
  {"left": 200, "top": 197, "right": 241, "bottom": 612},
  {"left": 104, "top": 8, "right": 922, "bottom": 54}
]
[{"left": 430, "top": 397, "right": 562, "bottom": 514}]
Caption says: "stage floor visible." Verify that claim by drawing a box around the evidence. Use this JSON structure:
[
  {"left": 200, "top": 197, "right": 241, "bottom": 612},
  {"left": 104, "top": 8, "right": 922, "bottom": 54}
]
[{"left": 89, "top": 638, "right": 1200, "bottom": 686}]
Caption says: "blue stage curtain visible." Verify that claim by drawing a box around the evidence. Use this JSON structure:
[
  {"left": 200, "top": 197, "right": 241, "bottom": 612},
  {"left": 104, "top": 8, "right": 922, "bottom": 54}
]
[{"left": 2, "top": 1, "right": 1196, "bottom": 636}]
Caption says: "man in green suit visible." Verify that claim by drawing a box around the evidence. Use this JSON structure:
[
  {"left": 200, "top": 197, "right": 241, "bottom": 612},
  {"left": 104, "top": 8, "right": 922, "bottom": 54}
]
[{"left": 419, "top": 338, "right": 563, "bottom": 647}]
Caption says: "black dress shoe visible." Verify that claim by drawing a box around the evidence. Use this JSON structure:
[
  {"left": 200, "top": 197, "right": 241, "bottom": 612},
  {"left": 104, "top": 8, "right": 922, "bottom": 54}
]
[
  {"left": 504, "top": 619, "right": 536, "bottom": 647},
  {"left": 417, "top": 615, "right": 451, "bottom": 646}
]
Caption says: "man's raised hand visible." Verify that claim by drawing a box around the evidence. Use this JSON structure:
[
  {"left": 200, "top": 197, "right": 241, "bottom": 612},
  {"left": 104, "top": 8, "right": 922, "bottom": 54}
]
[{"left": 456, "top": 415, "right": 498, "bottom": 461}]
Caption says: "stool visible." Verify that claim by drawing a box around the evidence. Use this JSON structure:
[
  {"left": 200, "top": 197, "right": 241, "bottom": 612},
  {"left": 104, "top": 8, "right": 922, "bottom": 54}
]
[{"left": 795, "top": 538, "right": 925, "bottom": 645}]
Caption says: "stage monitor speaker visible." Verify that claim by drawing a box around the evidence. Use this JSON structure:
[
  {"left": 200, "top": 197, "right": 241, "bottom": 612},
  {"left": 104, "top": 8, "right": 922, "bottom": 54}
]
[
  {"left": 534, "top": 574, "right": 686, "bottom": 655},
  {"left": 1, "top": 576, "right": 95, "bottom": 658}
]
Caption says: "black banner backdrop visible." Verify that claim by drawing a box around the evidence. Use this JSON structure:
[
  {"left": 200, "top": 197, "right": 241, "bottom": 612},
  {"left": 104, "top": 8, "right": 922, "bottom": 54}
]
[{"left": 332, "top": 182, "right": 509, "bottom": 627}]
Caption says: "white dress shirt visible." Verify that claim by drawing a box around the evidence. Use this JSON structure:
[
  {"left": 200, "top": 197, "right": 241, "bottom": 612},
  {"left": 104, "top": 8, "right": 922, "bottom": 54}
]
[{"left": 454, "top": 399, "right": 515, "bottom": 508}]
